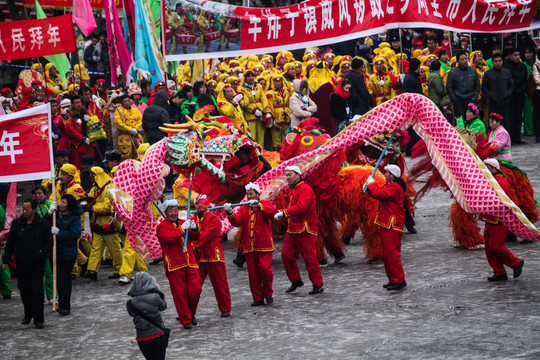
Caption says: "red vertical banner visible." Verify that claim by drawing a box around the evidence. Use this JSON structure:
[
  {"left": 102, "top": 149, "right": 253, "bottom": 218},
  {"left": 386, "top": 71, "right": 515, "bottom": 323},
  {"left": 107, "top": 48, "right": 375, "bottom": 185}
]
[{"left": 0, "top": 104, "right": 54, "bottom": 182}]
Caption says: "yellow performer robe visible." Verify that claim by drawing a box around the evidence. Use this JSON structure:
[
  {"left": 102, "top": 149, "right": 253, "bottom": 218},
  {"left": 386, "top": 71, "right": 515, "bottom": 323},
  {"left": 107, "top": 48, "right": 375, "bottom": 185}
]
[{"left": 114, "top": 106, "right": 143, "bottom": 160}]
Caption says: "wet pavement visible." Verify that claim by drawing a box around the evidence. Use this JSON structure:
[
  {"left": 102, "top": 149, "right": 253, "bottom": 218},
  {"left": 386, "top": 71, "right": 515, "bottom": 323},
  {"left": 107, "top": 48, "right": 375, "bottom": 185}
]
[{"left": 1, "top": 136, "right": 539, "bottom": 360}]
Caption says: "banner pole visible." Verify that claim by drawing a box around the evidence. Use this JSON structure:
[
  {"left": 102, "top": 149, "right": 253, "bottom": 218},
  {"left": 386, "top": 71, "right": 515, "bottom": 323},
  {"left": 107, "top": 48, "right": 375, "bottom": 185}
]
[
  {"left": 47, "top": 103, "right": 58, "bottom": 312},
  {"left": 398, "top": 28, "right": 404, "bottom": 74}
]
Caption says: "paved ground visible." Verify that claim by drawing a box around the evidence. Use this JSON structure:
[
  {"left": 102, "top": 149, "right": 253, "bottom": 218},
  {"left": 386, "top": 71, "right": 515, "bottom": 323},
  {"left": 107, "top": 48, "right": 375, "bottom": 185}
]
[{"left": 1, "top": 136, "right": 539, "bottom": 360}]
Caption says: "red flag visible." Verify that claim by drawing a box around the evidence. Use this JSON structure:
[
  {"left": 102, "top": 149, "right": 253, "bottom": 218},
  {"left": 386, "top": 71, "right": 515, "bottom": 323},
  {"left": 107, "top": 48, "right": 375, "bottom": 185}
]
[{"left": 0, "top": 104, "right": 54, "bottom": 182}]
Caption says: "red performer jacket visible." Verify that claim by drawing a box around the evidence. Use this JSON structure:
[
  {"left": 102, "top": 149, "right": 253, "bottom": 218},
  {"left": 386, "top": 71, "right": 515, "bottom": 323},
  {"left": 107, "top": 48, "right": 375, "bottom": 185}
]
[
  {"left": 479, "top": 173, "right": 511, "bottom": 225},
  {"left": 367, "top": 181, "right": 405, "bottom": 232},
  {"left": 282, "top": 181, "right": 318, "bottom": 236},
  {"left": 156, "top": 219, "right": 198, "bottom": 273},
  {"left": 228, "top": 200, "right": 276, "bottom": 254},
  {"left": 192, "top": 211, "right": 224, "bottom": 262}
]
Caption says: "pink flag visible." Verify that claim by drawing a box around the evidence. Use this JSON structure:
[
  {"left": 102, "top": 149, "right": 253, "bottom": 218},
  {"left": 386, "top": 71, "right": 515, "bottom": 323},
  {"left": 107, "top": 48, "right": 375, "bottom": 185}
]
[
  {"left": 0, "top": 182, "right": 18, "bottom": 247},
  {"left": 72, "top": 0, "right": 97, "bottom": 37},
  {"left": 103, "top": 0, "right": 133, "bottom": 86}
]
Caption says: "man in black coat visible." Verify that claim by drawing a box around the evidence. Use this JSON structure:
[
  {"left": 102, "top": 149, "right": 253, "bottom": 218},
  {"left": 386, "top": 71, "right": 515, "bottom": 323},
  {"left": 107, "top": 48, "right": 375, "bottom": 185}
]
[
  {"left": 401, "top": 58, "right": 422, "bottom": 94},
  {"left": 482, "top": 53, "right": 513, "bottom": 133},
  {"left": 142, "top": 91, "right": 170, "bottom": 145},
  {"left": 446, "top": 50, "right": 480, "bottom": 121},
  {"left": 503, "top": 47, "right": 528, "bottom": 144},
  {"left": 164, "top": 91, "right": 188, "bottom": 124},
  {"left": 344, "top": 58, "right": 374, "bottom": 115},
  {"left": 3, "top": 199, "right": 52, "bottom": 328}
]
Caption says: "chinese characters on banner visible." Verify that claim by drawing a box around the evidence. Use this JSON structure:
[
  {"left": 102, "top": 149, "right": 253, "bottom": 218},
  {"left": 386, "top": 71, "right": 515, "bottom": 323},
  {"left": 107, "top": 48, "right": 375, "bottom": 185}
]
[
  {"left": 0, "top": 15, "right": 76, "bottom": 61},
  {"left": 163, "top": 0, "right": 539, "bottom": 61},
  {"left": 0, "top": 104, "right": 54, "bottom": 182}
]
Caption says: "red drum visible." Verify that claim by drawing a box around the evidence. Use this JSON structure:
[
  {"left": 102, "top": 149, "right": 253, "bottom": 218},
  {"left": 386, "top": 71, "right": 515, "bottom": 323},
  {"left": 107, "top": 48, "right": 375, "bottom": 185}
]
[
  {"left": 225, "top": 28, "right": 240, "bottom": 38},
  {"left": 204, "top": 31, "right": 220, "bottom": 41},
  {"left": 176, "top": 34, "right": 197, "bottom": 45}
]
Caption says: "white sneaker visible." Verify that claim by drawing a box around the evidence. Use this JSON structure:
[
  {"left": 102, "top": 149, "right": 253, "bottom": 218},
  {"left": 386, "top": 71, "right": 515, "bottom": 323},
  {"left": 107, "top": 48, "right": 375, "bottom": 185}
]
[{"left": 118, "top": 276, "right": 130, "bottom": 285}]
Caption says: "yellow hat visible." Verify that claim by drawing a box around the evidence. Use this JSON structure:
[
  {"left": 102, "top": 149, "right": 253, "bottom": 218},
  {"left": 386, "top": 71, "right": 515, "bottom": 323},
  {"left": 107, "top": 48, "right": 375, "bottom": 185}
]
[
  {"left": 90, "top": 166, "right": 111, "bottom": 188},
  {"left": 137, "top": 143, "right": 150, "bottom": 160},
  {"left": 412, "top": 49, "right": 424, "bottom": 59},
  {"left": 110, "top": 165, "right": 119, "bottom": 177},
  {"left": 31, "top": 63, "right": 43, "bottom": 71},
  {"left": 282, "top": 62, "right": 295, "bottom": 73},
  {"left": 60, "top": 164, "right": 81, "bottom": 184},
  {"left": 73, "top": 64, "right": 90, "bottom": 80}
]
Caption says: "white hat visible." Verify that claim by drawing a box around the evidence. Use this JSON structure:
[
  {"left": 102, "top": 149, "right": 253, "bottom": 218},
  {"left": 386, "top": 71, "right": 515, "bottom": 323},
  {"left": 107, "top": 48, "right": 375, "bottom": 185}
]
[
  {"left": 162, "top": 199, "right": 179, "bottom": 211},
  {"left": 285, "top": 165, "right": 302, "bottom": 175},
  {"left": 384, "top": 164, "right": 401, "bottom": 178},
  {"left": 60, "top": 99, "right": 71, "bottom": 108},
  {"left": 167, "top": 80, "right": 176, "bottom": 90},
  {"left": 245, "top": 182, "right": 261, "bottom": 193},
  {"left": 194, "top": 194, "right": 207, "bottom": 204},
  {"left": 484, "top": 158, "right": 500, "bottom": 170}
]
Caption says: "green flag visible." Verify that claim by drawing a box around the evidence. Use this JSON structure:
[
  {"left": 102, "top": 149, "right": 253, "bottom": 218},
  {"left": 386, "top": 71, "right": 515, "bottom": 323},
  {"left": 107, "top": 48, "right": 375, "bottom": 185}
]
[{"left": 35, "top": 0, "right": 71, "bottom": 88}]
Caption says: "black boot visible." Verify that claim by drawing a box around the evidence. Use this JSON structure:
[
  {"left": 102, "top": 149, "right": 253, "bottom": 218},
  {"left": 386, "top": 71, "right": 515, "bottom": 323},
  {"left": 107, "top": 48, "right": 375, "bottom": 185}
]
[{"left": 232, "top": 251, "right": 245, "bottom": 268}]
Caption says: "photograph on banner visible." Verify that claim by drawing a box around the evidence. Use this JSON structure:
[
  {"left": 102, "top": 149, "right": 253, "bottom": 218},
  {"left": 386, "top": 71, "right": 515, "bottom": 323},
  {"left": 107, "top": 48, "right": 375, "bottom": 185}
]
[
  {"left": 163, "top": 0, "right": 540, "bottom": 62},
  {"left": 163, "top": 0, "right": 241, "bottom": 57}
]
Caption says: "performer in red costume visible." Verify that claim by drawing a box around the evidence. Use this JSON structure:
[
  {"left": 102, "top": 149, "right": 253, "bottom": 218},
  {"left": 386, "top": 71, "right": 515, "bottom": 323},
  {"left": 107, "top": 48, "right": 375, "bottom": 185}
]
[
  {"left": 192, "top": 195, "right": 232, "bottom": 317},
  {"left": 225, "top": 183, "right": 276, "bottom": 306},
  {"left": 156, "top": 199, "right": 202, "bottom": 329},
  {"left": 365, "top": 164, "right": 407, "bottom": 291},
  {"left": 275, "top": 166, "right": 324, "bottom": 295},
  {"left": 480, "top": 159, "right": 524, "bottom": 282}
]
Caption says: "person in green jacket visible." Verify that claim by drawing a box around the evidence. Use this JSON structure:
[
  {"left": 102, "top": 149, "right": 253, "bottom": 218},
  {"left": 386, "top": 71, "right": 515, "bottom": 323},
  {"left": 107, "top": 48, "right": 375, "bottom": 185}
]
[
  {"left": 428, "top": 61, "right": 447, "bottom": 111},
  {"left": 523, "top": 46, "right": 536, "bottom": 136},
  {"left": 32, "top": 185, "right": 54, "bottom": 304},
  {"left": 456, "top": 103, "right": 487, "bottom": 138}
]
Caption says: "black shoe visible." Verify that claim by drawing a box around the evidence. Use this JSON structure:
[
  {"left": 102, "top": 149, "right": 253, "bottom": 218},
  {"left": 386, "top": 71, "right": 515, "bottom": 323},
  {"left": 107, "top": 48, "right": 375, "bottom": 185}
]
[
  {"left": 80, "top": 260, "right": 88, "bottom": 276},
  {"left": 285, "top": 280, "right": 304, "bottom": 293},
  {"left": 191, "top": 316, "right": 198, "bottom": 326},
  {"left": 334, "top": 252, "right": 346, "bottom": 264},
  {"left": 220, "top": 312, "right": 231, "bottom": 318},
  {"left": 71, "top": 274, "right": 77, "bottom": 281},
  {"left": 21, "top": 317, "right": 31, "bottom": 325},
  {"left": 487, "top": 275, "right": 508, "bottom": 282},
  {"left": 58, "top": 309, "right": 70, "bottom": 316},
  {"left": 407, "top": 227, "right": 417, "bottom": 234},
  {"left": 519, "top": 239, "right": 533, "bottom": 244},
  {"left": 309, "top": 286, "right": 324, "bottom": 295},
  {"left": 149, "top": 258, "right": 163, "bottom": 265},
  {"left": 3, "top": 294, "right": 11, "bottom": 299},
  {"left": 101, "top": 259, "right": 113, "bottom": 266},
  {"left": 342, "top": 235, "right": 352, "bottom": 245},
  {"left": 319, "top": 259, "right": 328, "bottom": 267},
  {"left": 251, "top": 300, "right": 264, "bottom": 306},
  {"left": 87, "top": 271, "right": 97, "bottom": 281},
  {"left": 383, "top": 282, "right": 393, "bottom": 289},
  {"left": 513, "top": 260, "right": 524, "bottom": 278},
  {"left": 265, "top": 296, "right": 274, "bottom": 304},
  {"left": 34, "top": 322, "right": 44, "bottom": 329},
  {"left": 183, "top": 323, "right": 193, "bottom": 329},
  {"left": 387, "top": 282, "right": 407, "bottom": 291},
  {"left": 232, "top": 252, "right": 245, "bottom": 268},
  {"left": 108, "top": 273, "right": 120, "bottom": 279}
]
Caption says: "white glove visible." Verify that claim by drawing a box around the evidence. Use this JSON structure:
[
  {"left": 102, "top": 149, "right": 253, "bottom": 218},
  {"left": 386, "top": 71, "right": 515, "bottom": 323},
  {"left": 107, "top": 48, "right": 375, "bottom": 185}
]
[
  {"left": 83, "top": 137, "right": 90, "bottom": 145},
  {"left": 181, "top": 220, "right": 191, "bottom": 230},
  {"left": 51, "top": 226, "right": 60, "bottom": 236},
  {"left": 52, "top": 134, "right": 59, "bottom": 140},
  {"left": 83, "top": 115, "right": 90, "bottom": 122},
  {"left": 48, "top": 201, "right": 58, "bottom": 214},
  {"left": 233, "top": 94, "right": 243, "bottom": 103},
  {"left": 274, "top": 211, "right": 284, "bottom": 220},
  {"left": 365, "top": 175, "right": 375, "bottom": 185},
  {"left": 248, "top": 200, "right": 260, "bottom": 208},
  {"left": 265, "top": 113, "right": 272, "bottom": 118},
  {"left": 223, "top": 203, "right": 233, "bottom": 215},
  {"left": 190, "top": 220, "right": 197, "bottom": 230},
  {"left": 76, "top": 119, "right": 82, "bottom": 125},
  {"left": 254, "top": 109, "right": 263, "bottom": 117},
  {"left": 300, "top": 103, "right": 308, "bottom": 110},
  {"left": 130, "top": 128, "right": 138, "bottom": 136}
]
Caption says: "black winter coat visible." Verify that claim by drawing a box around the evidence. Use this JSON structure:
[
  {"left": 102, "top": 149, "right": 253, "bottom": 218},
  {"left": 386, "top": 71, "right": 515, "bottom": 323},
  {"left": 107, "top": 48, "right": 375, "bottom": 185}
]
[
  {"left": 46, "top": 207, "right": 82, "bottom": 261},
  {"left": 142, "top": 91, "right": 170, "bottom": 144},
  {"left": 503, "top": 59, "right": 528, "bottom": 94},
  {"left": 482, "top": 67, "right": 514, "bottom": 105},
  {"left": 402, "top": 71, "right": 423, "bottom": 94},
  {"left": 3, "top": 215, "right": 52, "bottom": 266},
  {"left": 343, "top": 70, "right": 373, "bottom": 114},
  {"left": 330, "top": 93, "right": 358, "bottom": 126}
]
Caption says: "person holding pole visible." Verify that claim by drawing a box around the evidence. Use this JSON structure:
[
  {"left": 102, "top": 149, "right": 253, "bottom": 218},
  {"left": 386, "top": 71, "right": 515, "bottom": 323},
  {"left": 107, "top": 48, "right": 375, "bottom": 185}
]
[
  {"left": 275, "top": 166, "right": 324, "bottom": 295},
  {"left": 365, "top": 164, "right": 407, "bottom": 291},
  {"left": 192, "top": 195, "right": 232, "bottom": 318},
  {"left": 225, "top": 182, "right": 276, "bottom": 306},
  {"left": 156, "top": 199, "right": 201, "bottom": 329},
  {"left": 114, "top": 94, "right": 143, "bottom": 161},
  {"left": 2, "top": 199, "right": 52, "bottom": 328},
  {"left": 47, "top": 194, "right": 82, "bottom": 316}
]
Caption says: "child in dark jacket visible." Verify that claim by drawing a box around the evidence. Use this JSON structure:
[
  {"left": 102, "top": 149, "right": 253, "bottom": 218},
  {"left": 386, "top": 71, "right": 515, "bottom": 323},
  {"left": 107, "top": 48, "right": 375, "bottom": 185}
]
[{"left": 127, "top": 272, "right": 168, "bottom": 360}]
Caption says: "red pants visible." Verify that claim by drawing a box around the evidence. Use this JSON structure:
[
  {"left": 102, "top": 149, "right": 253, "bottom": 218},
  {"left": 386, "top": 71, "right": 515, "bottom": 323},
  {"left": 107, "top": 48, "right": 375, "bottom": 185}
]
[
  {"left": 484, "top": 223, "right": 521, "bottom": 276},
  {"left": 281, "top": 232, "right": 324, "bottom": 288},
  {"left": 198, "top": 262, "right": 231, "bottom": 313},
  {"left": 245, "top": 252, "right": 274, "bottom": 301},
  {"left": 167, "top": 267, "right": 201, "bottom": 325},
  {"left": 381, "top": 228, "right": 406, "bottom": 284}
]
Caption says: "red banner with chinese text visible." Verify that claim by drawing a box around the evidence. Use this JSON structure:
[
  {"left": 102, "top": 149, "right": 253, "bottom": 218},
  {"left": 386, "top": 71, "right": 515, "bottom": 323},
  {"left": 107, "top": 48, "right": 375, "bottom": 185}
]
[
  {"left": 163, "top": 0, "right": 540, "bottom": 61},
  {"left": 22, "top": 0, "right": 123, "bottom": 8},
  {"left": 0, "top": 104, "right": 54, "bottom": 183},
  {"left": 0, "top": 15, "right": 77, "bottom": 61}
]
